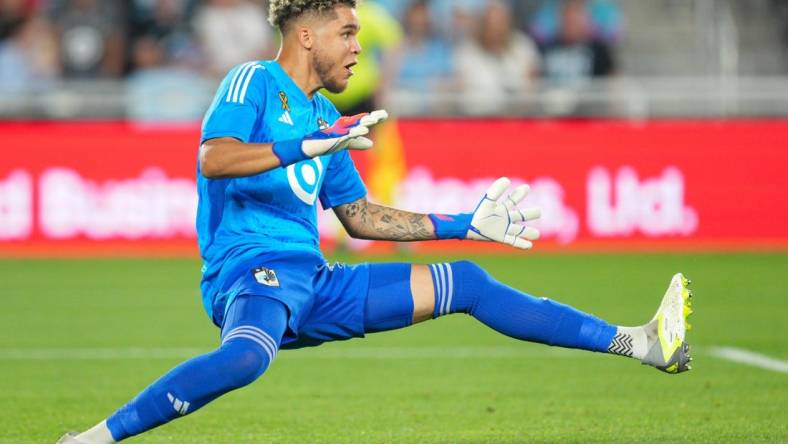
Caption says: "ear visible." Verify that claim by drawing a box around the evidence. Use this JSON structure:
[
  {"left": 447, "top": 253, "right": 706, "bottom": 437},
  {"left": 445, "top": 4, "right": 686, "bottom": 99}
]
[{"left": 296, "top": 26, "right": 314, "bottom": 50}]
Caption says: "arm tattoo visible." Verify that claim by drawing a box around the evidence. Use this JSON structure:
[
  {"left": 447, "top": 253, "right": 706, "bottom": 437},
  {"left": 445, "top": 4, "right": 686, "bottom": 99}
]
[{"left": 338, "top": 197, "right": 436, "bottom": 241}]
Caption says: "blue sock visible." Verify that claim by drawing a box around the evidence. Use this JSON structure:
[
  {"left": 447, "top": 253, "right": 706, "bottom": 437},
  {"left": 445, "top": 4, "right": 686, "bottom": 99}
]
[
  {"left": 429, "top": 261, "right": 617, "bottom": 352},
  {"left": 106, "top": 296, "right": 287, "bottom": 441}
]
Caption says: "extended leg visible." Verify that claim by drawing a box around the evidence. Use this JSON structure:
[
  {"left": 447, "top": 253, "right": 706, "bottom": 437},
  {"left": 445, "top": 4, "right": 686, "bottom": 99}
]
[
  {"left": 424, "top": 261, "right": 693, "bottom": 372},
  {"left": 432, "top": 261, "right": 620, "bottom": 350},
  {"left": 64, "top": 296, "right": 288, "bottom": 444},
  {"left": 364, "top": 261, "right": 692, "bottom": 373},
  {"left": 363, "top": 261, "right": 614, "bottom": 350}
]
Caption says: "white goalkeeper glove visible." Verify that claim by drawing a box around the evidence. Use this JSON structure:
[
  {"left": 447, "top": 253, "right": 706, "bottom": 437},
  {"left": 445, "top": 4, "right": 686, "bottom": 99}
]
[{"left": 429, "top": 177, "right": 542, "bottom": 250}]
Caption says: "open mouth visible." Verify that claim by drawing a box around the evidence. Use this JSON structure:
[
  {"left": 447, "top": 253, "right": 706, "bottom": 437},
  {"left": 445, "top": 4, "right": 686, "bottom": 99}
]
[{"left": 344, "top": 62, "right": 357, "bottom": 76}]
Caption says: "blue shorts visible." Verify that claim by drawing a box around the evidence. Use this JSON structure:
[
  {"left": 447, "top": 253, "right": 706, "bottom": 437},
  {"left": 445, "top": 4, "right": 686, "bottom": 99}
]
[{"left": 209, "top": 249, "right": 370, "bottom": 349}]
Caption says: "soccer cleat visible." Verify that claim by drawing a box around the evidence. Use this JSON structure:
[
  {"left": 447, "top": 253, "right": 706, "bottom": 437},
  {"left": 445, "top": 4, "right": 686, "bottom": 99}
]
[
  {"left": 56, "top": 432, "right": 88, "bottom": 444},
  {"left": 641, "top": 273, "right": 694, "bottom": 374}
]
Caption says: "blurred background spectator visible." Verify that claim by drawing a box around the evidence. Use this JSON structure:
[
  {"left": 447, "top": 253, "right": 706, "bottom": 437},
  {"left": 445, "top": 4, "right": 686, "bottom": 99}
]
[
  {"left": 192, "top": 0, "right": 274, "bottom": 77},
  {"left": 390, "top": 0, "right": 454, "bottom": 94},
  {"left": 529, "top": 0, "right": 622, "bottom": 46},
  {"left": 126, "top": 34, "right": 213, "bottom": 122},
  {"left": 0, "top": 12, "right": 59, "bottom": 92},
  {"left": 1, "top": 0, "right": 788, "bottom": 119},
  {"left": 0, "top": 0, "right": 32, "bottom": 39},
  {"left": 129, "top": 0, "right": 201, "bottom": 70},
  {"left": 538, "top": 0, "right": 616, "bottom": 85},
  {"left": 455, "top": 0, "right": 540, "bottom": 114},
  {"left": 380, "top": 0, "right": 487, "bottom": 43},
  {"left": 48, "top": 0, "right": 127, "bottom": 78},
  {"left": 124, "top": 0, "right": 211, "bottom": 121}
]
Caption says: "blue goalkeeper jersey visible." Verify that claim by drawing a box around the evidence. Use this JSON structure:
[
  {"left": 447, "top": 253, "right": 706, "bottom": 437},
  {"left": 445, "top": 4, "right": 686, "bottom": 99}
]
[{"left": 197, "top": 60, "right": 367, "bottom": 316}]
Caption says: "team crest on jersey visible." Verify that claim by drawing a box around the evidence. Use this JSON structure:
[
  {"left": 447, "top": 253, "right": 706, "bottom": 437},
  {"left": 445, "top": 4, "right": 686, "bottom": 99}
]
[
  {"left": 252, "top": 267, "right": 280, "bottom": 287},
  {"left": 317, "top": 117, "right": 329, "bottom": 130}
]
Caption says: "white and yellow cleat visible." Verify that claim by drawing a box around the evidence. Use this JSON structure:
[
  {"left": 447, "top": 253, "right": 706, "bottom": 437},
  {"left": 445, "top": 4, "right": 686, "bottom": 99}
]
[{"left": 641, "top": 273, "right": 694, "bottom": 374}]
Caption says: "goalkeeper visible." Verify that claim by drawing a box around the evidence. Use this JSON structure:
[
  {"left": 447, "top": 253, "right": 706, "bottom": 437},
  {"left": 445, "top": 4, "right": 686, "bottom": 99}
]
[{"left": 58, "top": 1, "right": 693, "bottom": 443}]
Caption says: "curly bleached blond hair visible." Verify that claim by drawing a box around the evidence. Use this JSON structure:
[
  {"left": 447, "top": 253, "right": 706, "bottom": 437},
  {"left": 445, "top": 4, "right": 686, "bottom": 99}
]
[{"left": 268, "top": 0, "right": 358, "bottom": 32}]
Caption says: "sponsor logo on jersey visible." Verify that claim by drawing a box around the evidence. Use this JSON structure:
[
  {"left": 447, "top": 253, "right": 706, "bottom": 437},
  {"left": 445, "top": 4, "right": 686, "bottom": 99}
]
[
  {"left": 317, "top": 117, "right": 329, "bottom": 130},
  {"left": 252, "top": 267, "right": 280, "bottom": 287},
  {"left": 287, "top": 156, "right": 323, "bottom": 205}
]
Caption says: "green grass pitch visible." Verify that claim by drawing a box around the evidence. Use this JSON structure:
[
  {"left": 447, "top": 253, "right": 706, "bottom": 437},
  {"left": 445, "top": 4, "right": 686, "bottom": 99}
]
[{"left": 1, "top": 252, "right": 786, "bottom": 443}]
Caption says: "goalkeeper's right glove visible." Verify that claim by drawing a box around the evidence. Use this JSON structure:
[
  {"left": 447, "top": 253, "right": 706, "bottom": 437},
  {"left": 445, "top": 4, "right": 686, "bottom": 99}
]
[
  {"left": 428, "top": 177, "right": 542, "bottom": 250},
  {"left": 272, "top": 110, "right": 388, "bottom": 166}
]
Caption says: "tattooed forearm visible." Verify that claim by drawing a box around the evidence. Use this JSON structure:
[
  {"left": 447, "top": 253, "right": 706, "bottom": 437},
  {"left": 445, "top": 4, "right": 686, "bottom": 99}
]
[
  {"left": 344, "top": 201, "right": 361, "bottom": 218},
  {"left": 338, "top": 197, "right": 436, "bottom": 241}
]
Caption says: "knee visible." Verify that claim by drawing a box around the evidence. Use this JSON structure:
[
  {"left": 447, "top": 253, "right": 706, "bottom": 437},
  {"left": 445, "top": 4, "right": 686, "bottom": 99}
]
[
  {"left": 220, "top": 340, "right": 272, "bottom": 389},
  {"left": 451, "top": 260, "right": 492, "bottom": 285},
  {"left": 442, "top": 260, "right": 493, "bottom": 315}
]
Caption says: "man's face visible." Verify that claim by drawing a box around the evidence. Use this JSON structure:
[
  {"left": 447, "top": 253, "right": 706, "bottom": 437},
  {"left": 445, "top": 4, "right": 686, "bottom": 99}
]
[
  {"left": 561, "top": 1, "right": 591, "bottom": 44},
  {"left": 310, "top": 5, "right": 361, "bottom": 94}
]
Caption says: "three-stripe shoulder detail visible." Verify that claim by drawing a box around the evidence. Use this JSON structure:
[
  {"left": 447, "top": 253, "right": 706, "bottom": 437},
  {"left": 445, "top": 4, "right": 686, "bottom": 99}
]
[{"left": 225, "top": 62, "right": 265, "bottom": 105}]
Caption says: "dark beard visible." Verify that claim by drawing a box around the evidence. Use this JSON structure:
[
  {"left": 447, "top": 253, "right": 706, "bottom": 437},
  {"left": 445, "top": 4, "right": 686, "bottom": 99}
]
[{"left": 312, "top": 50, "right": 345, "bottom": 93}]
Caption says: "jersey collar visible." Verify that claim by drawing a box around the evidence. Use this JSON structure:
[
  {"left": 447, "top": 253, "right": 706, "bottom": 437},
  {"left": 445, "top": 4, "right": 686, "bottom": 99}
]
[{"left": 265, "top": 60, "right": 312, "bottom": 106}]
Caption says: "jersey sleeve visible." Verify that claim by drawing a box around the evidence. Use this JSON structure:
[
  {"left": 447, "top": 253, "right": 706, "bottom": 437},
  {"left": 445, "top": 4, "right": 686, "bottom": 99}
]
[
  {"left": 201, "top": 62, "right": 267, "bottom": 143},
  {"left": 319, "top": 150, "right": 368, "bottom": 209}
]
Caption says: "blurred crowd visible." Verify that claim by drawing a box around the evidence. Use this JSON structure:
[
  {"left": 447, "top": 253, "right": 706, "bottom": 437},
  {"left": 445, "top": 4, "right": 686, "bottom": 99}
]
[{"left": 0, "top": 0, "right": 623, "bottom": 117}]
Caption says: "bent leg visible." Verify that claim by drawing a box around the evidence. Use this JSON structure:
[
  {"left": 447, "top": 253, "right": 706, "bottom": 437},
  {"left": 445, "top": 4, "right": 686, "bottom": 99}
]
[{"left": 99, "top": 296, "right": 287, "bottom": 442}]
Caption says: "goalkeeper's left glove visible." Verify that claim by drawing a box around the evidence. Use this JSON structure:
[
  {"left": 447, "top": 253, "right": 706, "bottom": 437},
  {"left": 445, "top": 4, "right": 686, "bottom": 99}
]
[{"left": 428, "top": 177, "right": 541, "bottom": 250}]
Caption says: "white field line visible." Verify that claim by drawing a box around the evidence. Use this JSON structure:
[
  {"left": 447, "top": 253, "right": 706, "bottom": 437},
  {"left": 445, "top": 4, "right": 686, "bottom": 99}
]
[
  {"left": 0, "top": 347, "right": 207, "bottom": 361},
  {"left": 707, "top": 346, "right": 788, "bottom": 374},
  {"left": 0, "top": 346, "right": 588, "bottom": 361}
]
